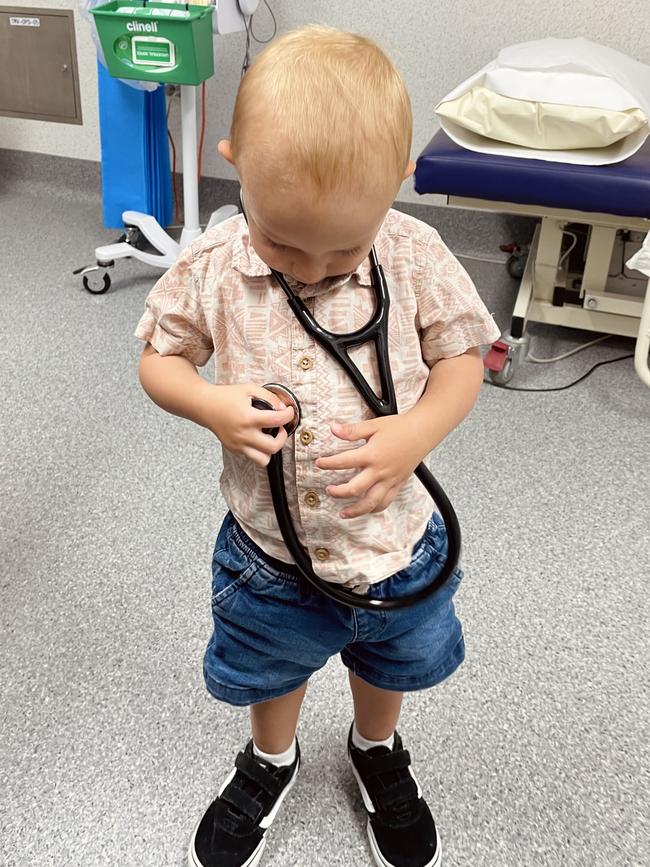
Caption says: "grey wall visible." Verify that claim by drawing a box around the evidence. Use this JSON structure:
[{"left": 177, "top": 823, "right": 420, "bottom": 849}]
[{"left": 1, "top": 0, "right": 648, "bottom": 204}]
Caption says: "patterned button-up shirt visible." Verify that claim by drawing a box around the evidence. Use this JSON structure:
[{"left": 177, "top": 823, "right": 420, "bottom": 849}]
[{"left": 135, "top": 209, "right": 500, "bottom": 586}]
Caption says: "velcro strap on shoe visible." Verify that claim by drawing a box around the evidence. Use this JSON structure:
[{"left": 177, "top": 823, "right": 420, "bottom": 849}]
[
  {"left": 221, "top": 784, "right": 265, "bottom": 822},
  {"left": 235, "top": 753, "right": 283, "bottom": 797},
  {"left": 364, "top": 749, "right": 412, "bottom": 777},
  {"left": 376, "top": 778, "right": 418, "bottom": 812}
]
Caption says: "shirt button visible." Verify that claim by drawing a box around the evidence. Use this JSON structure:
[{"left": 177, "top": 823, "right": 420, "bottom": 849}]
[
  {"left": 315, "top": 547, "right": 330, "bottom": 561},
  {"left": 304, "top": 490, "right": 320, "bottom": 508},
  {"left": 299, "top": 355, "right": 313, "bottom": 370},
  {"left": 299, "top": 429, "right": 314, "bottom": 446}
]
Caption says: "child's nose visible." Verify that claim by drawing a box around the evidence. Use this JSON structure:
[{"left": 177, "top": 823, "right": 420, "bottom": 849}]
[{"left": 291, "top": 262, "right": 326, "bottom": 284}]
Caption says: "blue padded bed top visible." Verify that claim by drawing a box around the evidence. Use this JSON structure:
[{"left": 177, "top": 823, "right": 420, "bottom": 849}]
[{"left": 415, "top": 131, "right": 650, "bottom": 219}]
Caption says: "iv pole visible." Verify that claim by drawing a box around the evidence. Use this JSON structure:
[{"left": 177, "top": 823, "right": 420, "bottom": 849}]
[{"left": 75, "top": 0, "right": 257, "bottom": 293}]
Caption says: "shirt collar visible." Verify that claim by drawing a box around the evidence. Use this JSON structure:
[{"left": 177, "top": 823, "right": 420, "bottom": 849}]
[{"left": 231, "top": 223, "right": 384, "bottom": 294}]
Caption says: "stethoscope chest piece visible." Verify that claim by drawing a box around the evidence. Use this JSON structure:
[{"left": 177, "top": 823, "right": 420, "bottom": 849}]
[{"left": 255, "top": 383, "right": 302, "bottom": 436}]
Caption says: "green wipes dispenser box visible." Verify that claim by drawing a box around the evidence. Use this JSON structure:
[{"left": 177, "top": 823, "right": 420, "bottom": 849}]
[{"left": 91, "top": 1, "right": 214, "bottom": 85}]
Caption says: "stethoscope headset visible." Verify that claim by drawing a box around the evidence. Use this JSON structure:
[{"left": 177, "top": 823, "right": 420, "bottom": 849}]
[{"left": 240, "top": 197, "right": 462, "bottom": 610}]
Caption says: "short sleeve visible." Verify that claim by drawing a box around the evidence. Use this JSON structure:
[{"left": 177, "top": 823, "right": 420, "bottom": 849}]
[
  {"left": 134, "top": 242, "right": 214, "bottom": 367},
  {"left": 415, "top": 230, "right": 501, "bottom": 366}
]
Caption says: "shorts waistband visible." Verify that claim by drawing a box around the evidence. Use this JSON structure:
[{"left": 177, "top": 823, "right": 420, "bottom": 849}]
[
  {"left": 226, "top": 512, "right": 437, "bottom": 588},
  {"left": 228, "top": 516, "right": 304, "bottom": 582}
]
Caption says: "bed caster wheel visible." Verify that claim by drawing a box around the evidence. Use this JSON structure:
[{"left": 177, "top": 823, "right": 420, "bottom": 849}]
[
  {"left": 506, "top": 253, "right": 527, "bottom": 279},
  {"left": 500, "top": 243, "right": 528, "bottom": 280},
  {"left": 484, "top": 333, "right": 530, "bottom": 386},
  {"left": 83, "top": 271, "right": 111, "bottom": 294},
  {"left": 488, "top": 363, "right": 514, "bottom": 385}
]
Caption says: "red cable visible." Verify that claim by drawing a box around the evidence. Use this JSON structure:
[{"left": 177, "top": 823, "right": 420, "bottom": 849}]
[
  {"left": 197, "top": 81, "right": 207, "bottom": 184},
  {"left": 168, "top": 130, "right": 180, "bottom": 225},
  {"left": 167, "top": 92, "right": 181, "bottom": 225}
]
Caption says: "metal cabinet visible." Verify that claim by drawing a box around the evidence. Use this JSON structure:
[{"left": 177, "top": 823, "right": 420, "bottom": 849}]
[{"left": 0, "top": 6, "right": 82, "bottom": 123}]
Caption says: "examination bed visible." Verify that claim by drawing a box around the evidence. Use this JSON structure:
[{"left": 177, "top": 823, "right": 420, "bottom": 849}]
[{"left": 415, "top": 131, "right": 650, "bottom": 387}]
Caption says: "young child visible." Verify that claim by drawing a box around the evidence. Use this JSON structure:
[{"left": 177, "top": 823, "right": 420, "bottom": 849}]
[{"left": 136, "top": 25, "right": 500, "bottom": 867}]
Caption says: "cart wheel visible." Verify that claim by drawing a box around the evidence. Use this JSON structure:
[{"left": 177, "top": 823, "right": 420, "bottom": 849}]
[
  {"left": 83, "top": 271, "right": 111, "bottom": 294},
  {"left": 506, "top": 254, "right": 526, "bottom": 280},
  {"left": 487, "top": 361, "right": 514, "bottom": 386}
]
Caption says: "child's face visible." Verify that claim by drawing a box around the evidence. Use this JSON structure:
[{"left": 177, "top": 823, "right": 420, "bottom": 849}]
[
  {"left": 243, "top": 182, "right": 392, "bottom": 285},
  {"left": 219, "top": 138, "right": 412, "bottom": 285}
]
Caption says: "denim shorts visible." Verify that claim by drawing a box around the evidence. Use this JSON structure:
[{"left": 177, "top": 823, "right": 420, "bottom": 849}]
[{"left": 203, "top": 512, "right": 465, "bottom": 706}]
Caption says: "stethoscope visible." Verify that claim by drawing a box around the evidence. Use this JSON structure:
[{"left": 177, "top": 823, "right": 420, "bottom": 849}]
[{"left": 242, "top": 203, "right": 461, "bottom": 610}]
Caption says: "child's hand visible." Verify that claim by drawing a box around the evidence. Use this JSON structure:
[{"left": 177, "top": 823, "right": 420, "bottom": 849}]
[
  {"left": 201, "top": 382, "right": 295, "bottom": 467},
  {"left": 315, "top": 414, "right": 431, "bottom": 519}
]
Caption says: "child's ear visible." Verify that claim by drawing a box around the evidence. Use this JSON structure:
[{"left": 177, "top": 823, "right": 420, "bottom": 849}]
[
  {"left": 218, "top": 139, "right": 235, "bottom": 165},
  {"left": 402, "top": 159, "right": 416, "bottom": 180}
]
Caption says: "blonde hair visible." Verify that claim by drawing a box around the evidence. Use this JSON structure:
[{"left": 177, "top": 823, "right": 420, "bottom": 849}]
[{"left": 230, "top": 25, "right": 412, "bottom": 194}]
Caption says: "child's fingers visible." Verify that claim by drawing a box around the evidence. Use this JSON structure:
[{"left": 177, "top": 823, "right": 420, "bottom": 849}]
[
  {"left": 261, "top": 385, "right": 294, "bottom": 411},
  {"left": 250, "top": 405, "right": 295, "bottom": 430},
  {"left": 248, "top": 426, "right": 288, "bottom": 455},
  {"left": 325, "top": 468, "right": 374, "bottom": 500},
  {"left": 241, "top": 429, "right": 288, "bottom": 466},
  {"left": 249, "top": 384, "right": 295, "bottom": 414},
  {"left": 340, "top": 500, "right": 376, "bottom": 519},
  {"left": 242, "top": 446, "right": 272, "bottom": 467},
  {"left": 338, "top": 482, "right": 393, "bottom": 519},
  {"left": 266, "top": 425, "right": 289, "bottom": 453},
  {"left": 316, "top": 446, "right": 366, "bottom": 471}
]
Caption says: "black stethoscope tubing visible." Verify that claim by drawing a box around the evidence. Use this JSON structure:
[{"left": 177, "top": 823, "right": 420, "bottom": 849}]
[{"left": 242, "top": 203, "right": 461, "bottom": 609}]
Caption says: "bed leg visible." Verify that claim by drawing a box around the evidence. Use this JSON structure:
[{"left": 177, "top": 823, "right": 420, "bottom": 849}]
[
  {"left": 483, "top": 223, "right": 539, "bottom": 384},
  {"left": 635, "top": 278, "right": 650, "bottom": 387}
]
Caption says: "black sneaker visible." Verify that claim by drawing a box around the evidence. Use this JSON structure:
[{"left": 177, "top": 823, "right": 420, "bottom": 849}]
[
  {"left": 348, "top": 725, "right": 441, "bottom": 867},
  {"left": 189, "top": 739, "right": 300, "bottom": 867}
]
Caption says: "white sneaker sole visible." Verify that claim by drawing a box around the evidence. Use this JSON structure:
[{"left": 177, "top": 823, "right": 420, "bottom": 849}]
[
  {"left": 348, "top": 749, "right": 441, "bottom": 867},
  {"left": 187, "top": 757, "right": 300, "bottom": 867}
]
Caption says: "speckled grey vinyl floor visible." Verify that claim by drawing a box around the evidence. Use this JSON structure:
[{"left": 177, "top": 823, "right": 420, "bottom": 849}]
[{"left": 1, "top": 157, "right": 649, "bottom": 867}]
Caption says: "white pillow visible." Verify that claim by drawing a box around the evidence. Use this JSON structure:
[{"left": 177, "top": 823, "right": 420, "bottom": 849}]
[
  {"left": 436, "top": 84, "right": 648, "bottom": 150},
  {"left": 434, "top": 37, "right": 650, "bottom": 164}
]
